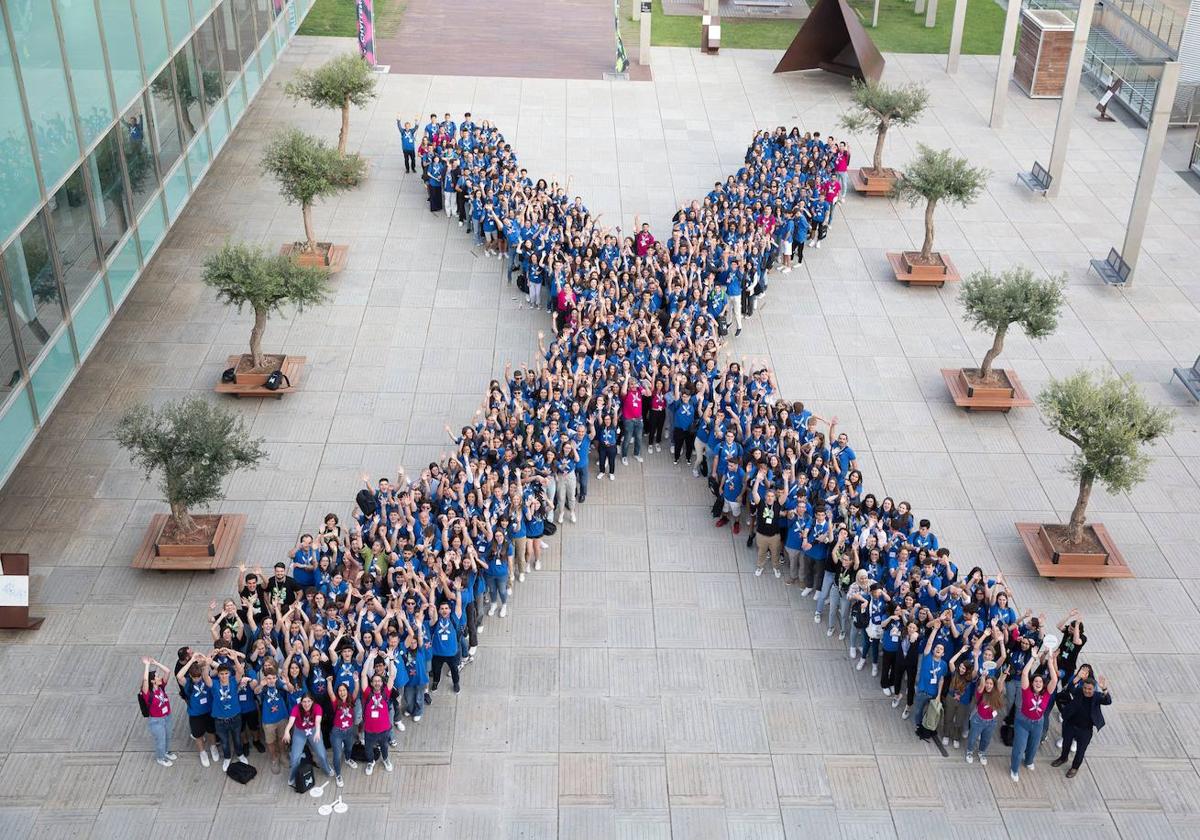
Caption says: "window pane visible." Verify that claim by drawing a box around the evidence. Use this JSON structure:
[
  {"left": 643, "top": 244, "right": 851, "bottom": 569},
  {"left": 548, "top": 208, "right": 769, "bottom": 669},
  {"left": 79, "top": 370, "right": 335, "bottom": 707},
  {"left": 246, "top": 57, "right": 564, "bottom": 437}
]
[
  {"left": 119, "top": 95, "right": 161, "bottom": 217},
  {"left": 208, "top": 100, "right": 229, "bottom": 152},
  {"left": 233, "top": 0, "right": 258, "bottom": 64},
  {"left": 107, "top": 228, "right": 142, "bottom": 304},
  {"left": 8, "top": 0, "right": 79, "bottom": 190},
  {"left": 100, "top": 0, "right": 145, "bottom": 110},
  {"left": 194, "top": 19, "right": 225, "bottom": 102},
  {"left": 171, "top": 44, "right": 205, "bottom": 141},
  {"left": 252, "top": 0, "right": 274, "bottom": 40},
  {"left": 244, "top": 50, "right": 262, "bottom": 96},
  {"left": 55, "top": 0, "right": 114, "bottom": 147},
  {"left": 192, "top": 0, "right": 215, "bottom": 25},
  {"left": 0, "top": 389, "right": 36, "bottom": 470},
  {"left": 163, "top": 165, "right": 189, "bottom": 221},
  {"left": 29, "top": 326, "right": 75, "bottom": 416},
  {"left": 0, "top": 281, "right": 20, "bottom": 395},
  {"left": 89, "top": 129, "right": 131, "bottom": 257},
  {"left": 70, "top": 277, "right": 109, "bottom": 356},
  {"left": 3, "top": 212, "right": 63, "bottom": 362},
  {"left": 148, "top": 66, "right": 183, "bottom": 173},
  {"left": 46, "top": 167, "right": 101, "bottom": 310},
  {"left": 228, "top": 75, "right": 247, "bottom": 122},
  {"left": 215, "top": 2, "right": 243, "bottom": 82},
  {"left": 134, "top": 0, "right": 170, "bottom": 78},
  {"left": 164, "top": 0, "right": 192, "bottom": 50},
  {"left": 0, "top": 14, "right": 40, "bottom": 243},
  {"left": 186, "top": 129, "right": 211, "bottom": 185}
]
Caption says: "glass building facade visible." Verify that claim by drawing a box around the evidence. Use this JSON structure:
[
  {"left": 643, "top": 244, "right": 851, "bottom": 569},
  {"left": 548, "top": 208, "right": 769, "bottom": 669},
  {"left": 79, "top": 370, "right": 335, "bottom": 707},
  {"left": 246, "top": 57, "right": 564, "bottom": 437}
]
[{"left": 0, "top": 0, "right": 312, "bottom": 483}]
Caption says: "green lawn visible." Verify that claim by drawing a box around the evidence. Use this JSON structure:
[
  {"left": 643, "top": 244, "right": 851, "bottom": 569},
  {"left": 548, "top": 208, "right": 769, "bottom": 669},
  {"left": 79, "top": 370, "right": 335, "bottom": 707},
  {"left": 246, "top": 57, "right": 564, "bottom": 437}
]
[
  {"left": 298, "top": 0, "right": 403, "bottom": 38},
  {"left": 644, "top": 0, "right": 1005, "bottom": 54}
]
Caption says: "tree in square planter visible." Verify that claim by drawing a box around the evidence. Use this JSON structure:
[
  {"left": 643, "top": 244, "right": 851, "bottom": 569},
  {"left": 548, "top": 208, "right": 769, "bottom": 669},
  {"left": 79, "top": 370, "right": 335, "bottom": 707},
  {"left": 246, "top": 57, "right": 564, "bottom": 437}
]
[
  {"left": 202, "top": 242, "right": 331, "bottom": 388},
  {"left": 839, "top": 79, "right": 929, "bottom": 196},
  {"left": 284, "top": 52, "right": 378, "bottom": 157},
  {"left": 1017, "top": 372, "right": 1173, "bottom": 578},
  {"left": 888, "top": 145, "right": 989, "bottom": 286},
  {"left": 262, "top": 128, "right": 365, "bottom": 271},
  {"left": 942, "top": 266, "right": 1065, "bottom": 411},
  {"left": 116, "top": 397, "right": 266, "bottom": 565}
]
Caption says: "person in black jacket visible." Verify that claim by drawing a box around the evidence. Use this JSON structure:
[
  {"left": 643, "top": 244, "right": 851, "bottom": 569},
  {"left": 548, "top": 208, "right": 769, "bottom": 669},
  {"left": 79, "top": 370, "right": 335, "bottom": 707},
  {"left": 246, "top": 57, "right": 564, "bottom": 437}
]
[{"left": 1051, "top": 674, "right": 1111, "bottom": 777}]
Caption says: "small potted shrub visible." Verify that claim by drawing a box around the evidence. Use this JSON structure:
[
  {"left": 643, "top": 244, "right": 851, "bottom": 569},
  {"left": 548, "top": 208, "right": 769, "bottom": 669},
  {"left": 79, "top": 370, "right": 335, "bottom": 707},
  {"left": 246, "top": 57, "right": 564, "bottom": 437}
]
[
  {"left": 284, "top": 52, "right": 378, "bottom": 157},
  {"left": 1017, "top": 371, "right": 1173, "bottom": 577},
  {"left": 117, "top": 397, "right": 266, "bottom": 565},
  {"left": 943, "top": 266, "right": 1065, "bottom": 411},
  {"left": 839, "top": 79, "right": 929, "bottom": 196},
  {"left": 888, "top": 145, "right": 989, "bottom": 286},
  {"left": 262, "top": 128, "right": 365, "bottom": 270},
  {"left": 202, "top": 242, "right": 330, "bottom": 389}
]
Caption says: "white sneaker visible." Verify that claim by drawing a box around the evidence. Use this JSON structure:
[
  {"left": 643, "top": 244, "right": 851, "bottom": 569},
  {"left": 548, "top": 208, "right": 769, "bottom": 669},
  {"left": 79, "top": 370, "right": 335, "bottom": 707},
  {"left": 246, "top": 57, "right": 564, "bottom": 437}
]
[
  {"left": 952, "top": 740, "right": 960, "bottom": 749},
  {"left": 1070, "top": 742, "right": 1077, "bottom": 753},
  {"left": 222, "top": 759, "right": 231, "bottom": 771},
  {"left": 488, "top": 603, "right": 498, "bottom": 617},
  {"left": 965, "top": 752, "right": 974, "bottom": 764},
  {"left": 1010, "top": 771, "right": 1019, "bottom": 782},
  {"left": 366, "top": 761, "right": 375, "bottom": 776},
  {"left": 383, "top": 758, "right": 393, "bottom": 772},
  {"left": 856, "top": 659, "right": 865, "bottom": 671},
  {"left": 812, "top": 591, "right": 820, "bottom": 601},
  {"left": 506, "top": 586, "right": 513, "bottom": 596},
  {"left": 813, "top": 613, "right": 821, "bottom": 623},
  {"left": 500, "top": 604, "right": 507, "bottom": 618},
  {"left": 901, "top": 707, "right": 910, "bottom": 720},
  {"left": 558, "top": 513, "right": 565, "bottom": 524},
  {"left": 871, "top": 664, "right": 878, "bottom": 677},
  {"left": 980, "top": 755, "right": 988, "bottom": 766},
  {"left": 849, "top": 648, "right": 858, "bottom": 659},
  {"left": 891, "top": 697, "right": 901, "bottom": 708},
  {"left": 838, "top": 631, "right": 846, "bottom": 641},
  {"left": 413, "top": 715, "right": 422, "bottom": 722},
  {"left": 608, "top": 473, "right": 615, "bottom": 481},
  {"left": 394, "top": 718, "right": 406, "bottom": 731},
  {"left": 569, "top": 511, "right": 576, "bottom": 523},
  {"left": 1056, "top": 738, "right": 1063, "bottom": 749},
  {"left": 941, "top": 737, "right": 949, "bottom": 747},
  {"left": 539, "top": 541, "right": 549, "bottom": 549},
  {"left": 635, "top": 455, "right": 643, "bottom": 463},
  {"left": 534, "top": 560, "right": 542, "bottom": 571},
  {"left": 1025, "top": 763, "right": 1035, "bottom": 771},
  {"left": 238, "top": 755, "right": 249, "bottom": 765},
  {"left": 773, "top": 568, "right": 781, "bottom": 579},
  {"left": 518, "top": 572, "right": 526, "bottom": 582},
  {"left": 692, "top": 468, "right": 700, "bottom": 477},
  {"left": 800, "top": 587, "right": 812, "bottom": 597},
  {"left": 345, "top": 758, "right": 358, "bottom": 769},
  {"left": 826, "top": 627, "right": 833, "bottom": 637},
  {"left": 336, "top": 774, "right": 344, "bottom": 787},
  {"left": 209, "top": 744, "right": 220, "bottom": 761},
  {"left": 200, "top": 751, "right": 210, "bottom": 768},
  {"left": 166, "top": 752, "right": 178, "bottom": 761},
  {"left": 468, "top": 646, "right": 477, "bottom": 656},
  {"left": 883, "top": 687, "right": 892, "bottom": 696},
  {"left": 754, "top": 568, "right": 763, "bottom": 577},
  {"left": 156, "top": 758, "right": 173, "bottom": 768},
  {"left": 622, "top": 457, "right": 628, "bottom": 466}
]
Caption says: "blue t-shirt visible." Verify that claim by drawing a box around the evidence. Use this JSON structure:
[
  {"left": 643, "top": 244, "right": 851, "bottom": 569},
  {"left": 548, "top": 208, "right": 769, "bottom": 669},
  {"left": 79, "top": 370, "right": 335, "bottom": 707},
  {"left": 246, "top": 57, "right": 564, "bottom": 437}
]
[
  {"left": 398, "top": 125, "right": 416, "bottom": 151},
  {"left": 211, "top": 677, "right": 240, "bottom": 719},
  {"left": 430, "top": 616, "right": 460, "bottom": 657},
  {"left": 258, "top": 683, "right": 289, "bottom": 725},
  {"left": 917, "top": 654, "right": 947, "bottom": 695},
  {"left": 185, "top": 677, "right": 211, "bottom": 717}
]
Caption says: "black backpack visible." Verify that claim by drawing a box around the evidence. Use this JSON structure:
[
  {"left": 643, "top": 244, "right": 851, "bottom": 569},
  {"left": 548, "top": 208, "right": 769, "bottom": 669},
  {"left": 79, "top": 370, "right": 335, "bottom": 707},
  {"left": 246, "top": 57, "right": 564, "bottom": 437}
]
[
  {"left": 356, "top": 488, "right": 377, "bottom": 517},
  {"left": 293, "top": 759, "right": 315, "bottom": 793},
  {"left": 136, "top": 692, "right": 150, "bottom": 718},
  {"left": 227, "top": 761, "right": 257, "bottom": 785},
  {"left": 351, "top": 741, "right": 369, "bottom": 762},
  {"left": 516, "top": 273, "right": 529, "bottom": 293},
  {"left": 264, "top": 370, "right": 291, "bottom": 391},
  {"left": 542, "top": 519, "right": 557, "bottom": 537},
  {"left": 221, "top": 366, "right": 237, "bottom": 384}
]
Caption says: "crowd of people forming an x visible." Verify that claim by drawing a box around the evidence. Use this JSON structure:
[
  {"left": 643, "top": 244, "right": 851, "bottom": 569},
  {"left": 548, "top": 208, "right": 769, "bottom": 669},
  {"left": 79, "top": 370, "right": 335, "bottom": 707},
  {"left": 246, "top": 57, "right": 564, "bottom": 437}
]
[{"left": 138, "top": 113, "right": 1112, "bottom": 791}]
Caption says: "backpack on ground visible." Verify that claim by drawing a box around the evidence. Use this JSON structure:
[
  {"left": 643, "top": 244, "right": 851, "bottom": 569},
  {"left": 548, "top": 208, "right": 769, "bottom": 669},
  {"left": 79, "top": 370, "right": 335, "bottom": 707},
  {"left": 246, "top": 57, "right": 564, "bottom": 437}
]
[
  {"left": 710, "top": 494, "right": 724, "bottom": 519},
  {"left": 292, "top": 759, "right": 315, "bottom": 793},
  {"left": 227, "top": 761, "right": 257, "bottom": 785},
  {"left": 517, "top": 273, "right": 529, "bottom": 294},
  {"left": 1000, "top": 723, "right": 1014, "bottom": 747},
  {"left": 351, "top": 741, "right": 369, "bottom": 762},
  {"left": 221, "top": 366, "right": 236, "bottom": 384}
]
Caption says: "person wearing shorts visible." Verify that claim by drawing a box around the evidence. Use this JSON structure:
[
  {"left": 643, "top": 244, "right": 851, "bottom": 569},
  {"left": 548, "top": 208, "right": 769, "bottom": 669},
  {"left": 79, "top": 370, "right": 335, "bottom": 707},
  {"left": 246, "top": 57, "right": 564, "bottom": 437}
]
[
  {"left": 256, "top": 669, "right": 291, "bottom": 775},
  {"left": 175, "top": 652, "right": 218, "bottom": 768}
]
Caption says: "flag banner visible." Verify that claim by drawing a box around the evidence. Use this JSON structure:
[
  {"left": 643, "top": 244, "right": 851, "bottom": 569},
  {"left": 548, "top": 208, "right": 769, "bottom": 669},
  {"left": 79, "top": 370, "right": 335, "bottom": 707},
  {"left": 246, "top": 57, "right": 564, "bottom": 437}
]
[
  {"left": 615, "top": 0, "right": 629, "bottom": 72},
  {"left": 357, "top": 0, "right": 377, "bottom": 65}
]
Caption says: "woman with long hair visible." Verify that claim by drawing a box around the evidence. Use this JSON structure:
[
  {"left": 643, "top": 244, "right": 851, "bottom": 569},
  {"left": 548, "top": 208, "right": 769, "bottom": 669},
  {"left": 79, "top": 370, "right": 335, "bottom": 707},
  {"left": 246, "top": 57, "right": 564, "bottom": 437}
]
[{"left": 140, "top": 656, "right": 178, "bottom": 768}]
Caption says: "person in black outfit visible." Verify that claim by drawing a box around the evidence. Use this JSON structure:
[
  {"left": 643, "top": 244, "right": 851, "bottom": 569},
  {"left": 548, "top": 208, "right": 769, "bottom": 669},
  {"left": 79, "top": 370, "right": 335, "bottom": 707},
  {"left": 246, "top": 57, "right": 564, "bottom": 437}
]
[
  {"left": 1052, "top": 674, "right": 1111, "bottom": 777},
  {"left": 888, "top": 615, "right": 922, "bottom": 719}
]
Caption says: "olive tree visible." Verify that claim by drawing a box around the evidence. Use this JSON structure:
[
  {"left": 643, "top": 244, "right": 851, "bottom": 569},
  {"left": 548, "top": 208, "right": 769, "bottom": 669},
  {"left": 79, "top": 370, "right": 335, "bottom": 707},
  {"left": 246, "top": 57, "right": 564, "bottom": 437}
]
[
  {"left": 116, "top": 397, "right": 267, "bottom": 534},
  {"left": 838, "top": 79, "right": 929, "bottom": 175},
  {"left": 958, "top": 267, "right": 1066, "bottom": 379},
  {"left": 1037, "top": 372, "right": 1173, "bottom": 545},
  {"left": 893, "top": 145, "right": 989, "bottom": 263},
  {"left": 261, "top": 128, "right": 366, "bottom": 252},
  {"left": 202, "top": 243, "right": 331, "bottom": 369},
  {"left": 284, "top": 52, "right": 378, "bottom": 156}
]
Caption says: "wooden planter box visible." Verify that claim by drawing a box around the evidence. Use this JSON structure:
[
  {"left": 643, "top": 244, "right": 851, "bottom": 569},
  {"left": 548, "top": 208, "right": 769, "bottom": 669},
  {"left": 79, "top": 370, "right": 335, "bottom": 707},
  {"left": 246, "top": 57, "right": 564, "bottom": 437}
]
[
  {"left": 941, "top": 367, "right": 1034, "bottom": 412},
  {"left": 886, "top": 251, "right": 961, "bottom": 287},
  {"left": 279, "top": 242, "right": 348, "bottom": 274},
  {"left": 215, "top": 355, "right": 304, "bottom": 400},
  {"left": 851, "top": 167, "right": 898, "bottom": 196},
  {"left": 133, "top": 513, "right": 247, "bottom": 571},
  {"left": 1016, "top": 522, "right": 1133, "bottom": 579}
]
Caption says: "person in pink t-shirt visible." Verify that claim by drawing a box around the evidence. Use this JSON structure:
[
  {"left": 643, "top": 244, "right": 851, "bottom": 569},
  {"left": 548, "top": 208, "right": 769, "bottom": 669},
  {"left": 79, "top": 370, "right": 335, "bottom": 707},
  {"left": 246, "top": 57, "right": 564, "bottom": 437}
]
[
  {"left": 361, "top": 650, "right": 397, "bottom": 775},
  {"left": 1009, "top": 650, "right": 1059, "bottom": 781},
  {"left": 141, "top": 656, "right": 177, "bottom": 768},
  {"left": 620, "top": 374, "right": 650, "bottom": 464}
]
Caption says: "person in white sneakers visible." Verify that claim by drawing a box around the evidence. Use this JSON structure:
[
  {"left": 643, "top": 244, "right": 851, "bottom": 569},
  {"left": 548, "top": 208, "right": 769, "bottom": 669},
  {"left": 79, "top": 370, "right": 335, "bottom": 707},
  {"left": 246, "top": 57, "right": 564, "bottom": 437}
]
[
  {"left": 140, "top": 657, "right": 178, "bottom": 768},
  {"left": 176, "top": 652, "right": 220, "bottom": 768}
]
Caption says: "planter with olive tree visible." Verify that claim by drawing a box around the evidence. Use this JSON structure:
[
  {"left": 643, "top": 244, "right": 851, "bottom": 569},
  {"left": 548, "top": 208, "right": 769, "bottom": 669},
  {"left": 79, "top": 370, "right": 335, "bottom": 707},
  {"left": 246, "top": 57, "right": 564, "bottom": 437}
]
[
  {"left": 204, "top": 242, "right": 330, "bottom": 395},
  {"left": 887, "top": 145, "right": 989, "bottom": 286},
  {"left": 840, "top": 79, "right": 929, "bottom": 196},
  {"left": 1017, "top": 372, "right": 1174, "bottom": 579},
  {"left": 284, "top": 52, "right": 378, "bottom": 157},
  {"left": 118, "top": 397, "right": 266, "bottom": 570},
  {"left": 942, "top": 266, "right": 1065, "bottom": 411},
  {"left": 262, "top": 128, "right": 365, "bottom": 272}
]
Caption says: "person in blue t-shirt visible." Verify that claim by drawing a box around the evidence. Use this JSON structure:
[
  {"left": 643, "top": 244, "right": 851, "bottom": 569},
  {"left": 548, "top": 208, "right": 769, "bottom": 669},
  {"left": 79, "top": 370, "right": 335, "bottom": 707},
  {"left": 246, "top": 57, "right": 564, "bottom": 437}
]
[
  {"left": 396, "top": 113, "right": 419, "bottom": 172},
  {"left": 207, "top": 662, "right": 247, "bottom": 772},
  {"left": 913, "top": 631, "right": 948, "bottom": 733},
  {"left": 176, "top": 652, "right": 219, "bottom": 768},
  {"left": 428, "top": 590, "right": 464, "bottom": 693}
]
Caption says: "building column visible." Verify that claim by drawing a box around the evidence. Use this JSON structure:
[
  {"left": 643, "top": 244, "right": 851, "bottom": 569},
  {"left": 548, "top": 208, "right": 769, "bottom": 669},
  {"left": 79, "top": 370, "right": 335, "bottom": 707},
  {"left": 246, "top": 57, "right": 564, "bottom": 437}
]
[
  {"left": 1120, "top": 60, "right": 1181, "bottom": 284},
  {"left": 1045, "top": 0, "right": 1095, "bottom": 197},
  {"left": 925, "top": 0, "right": 939, "bottom": 27},
  {"left": 947, "top": 0, "right": 969, "bottom": 73},
  {"left": 990, "top": 0, "right": 1023, "bottom": 127}
]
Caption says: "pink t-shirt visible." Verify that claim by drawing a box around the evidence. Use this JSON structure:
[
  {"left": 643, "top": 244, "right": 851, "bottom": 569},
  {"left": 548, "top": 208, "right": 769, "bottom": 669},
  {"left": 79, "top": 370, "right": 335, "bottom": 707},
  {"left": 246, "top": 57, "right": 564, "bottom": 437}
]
[
  {"left": 824, "top": 180, "right": 842, "bottom": 202},
  {"left": 362, "top": 687, "right": 392, "bottom": 733},
  {"left": 291, "top": 704, "right": 318, "bottom": 734},
  {"left": 835, "top": 150, "right": 850, "bottom": 173},
  {"left": 144, "top": 686, "right": 171, "bottom": 718},
  {"left": 622, "top": 389, "right": 644, "bottom": 420},
  {"left": 332, "top": 700, "right": 355, "bottom": 731},
  {"left": 975, "top": 692, "right": 998, "bottom": 721},
  {"left": 650, "top": 393, "right": 666, "bottom": 411},
  {"left": 1019, "top": 687, "right": 1051, "bottom": 721}
]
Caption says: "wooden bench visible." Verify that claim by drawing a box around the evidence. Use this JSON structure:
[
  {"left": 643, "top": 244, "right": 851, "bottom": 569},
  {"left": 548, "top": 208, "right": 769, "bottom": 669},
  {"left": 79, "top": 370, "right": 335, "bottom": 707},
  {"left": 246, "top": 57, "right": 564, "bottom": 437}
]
[
  {"left": 1173, "top": 354, "right": 1200, "bottom": 401},
  {"left": 733, "top": 0, "right": 791, "bottom": 12},
  {"left": 1016, "top": 522, "right": 1133, "bottom": 580},
  {"left": 214, "top": 355, "right": 305, "bottom": 399},
  {"left": 1017, "top": 161, "right": 1052, "bottom": 195},
  {"left": 940, "top": 368, "right": 1034, "bottom": 412},
  {"left": 132, "top": 514, "right": 247, "bottom": 572},
  {"left": 1089, "top": 247, "right": 1131, "bottom": 286}
]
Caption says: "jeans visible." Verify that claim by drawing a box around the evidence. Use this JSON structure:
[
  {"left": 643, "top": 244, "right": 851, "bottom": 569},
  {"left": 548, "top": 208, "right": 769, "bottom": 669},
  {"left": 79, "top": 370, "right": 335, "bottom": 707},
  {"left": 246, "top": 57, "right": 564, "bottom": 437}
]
[
  {"left": 967, "top": 710, "right": 997, "bottom": 755},
  {"left": 288, "top": 730, "right": 332, "bottom": 782},
  {"left": 621, "top": 418, "right": 643, "bottom": 457},
  {"left": 403, "top": 683, "right": 426, "bottom": 717},
  {"left": 365, "top": 729, "right": 390, "bottom": 763},
  {"left": 827, "top": 588, "right": 849, "bottom": 634},
  {"left": 214, "top": 714, "right": 242, "bottom": 760},
  {"left": 528, "top": 281, "right": 543, "bottom": 308},
  {"left": 555, "top": 471, "right": 577, "bottom": 516},
  {"left": 913, "top": 691, "right": 936, "bottom": 729},
  {"left": 813, "top": 571, "right": 836, "bottom": 616},
  {"left": 1010, "top": 713, "right": 1042, "bottom": 774},
  {"left": 485, "top": 574, "right": 508, "bottom": 605},
  {"left": 857, "top": 629, "right": 880, "bottom": 663},
  {"left": 148, "top": 715, "right": 171, "bottom": 761},
  {"left": 575, "top": 465, "right": 589, "bottom": 501},
  {"left": 330, "top": 726, "right": 355, "bottom": 776}
]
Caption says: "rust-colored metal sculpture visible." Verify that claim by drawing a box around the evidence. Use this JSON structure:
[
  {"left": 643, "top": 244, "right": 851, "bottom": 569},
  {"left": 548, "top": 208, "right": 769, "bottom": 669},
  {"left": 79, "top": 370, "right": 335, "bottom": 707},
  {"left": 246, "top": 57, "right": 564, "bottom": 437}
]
[{"left": 773, "top": 0, "right": 885, "bottom": 82}]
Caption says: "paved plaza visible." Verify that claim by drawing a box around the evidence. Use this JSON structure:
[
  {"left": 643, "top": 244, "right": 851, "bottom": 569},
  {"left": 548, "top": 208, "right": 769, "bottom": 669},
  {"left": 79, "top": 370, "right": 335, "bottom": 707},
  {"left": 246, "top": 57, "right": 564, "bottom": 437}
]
[{"left": 2, "top": 34, "right": 1200, "bottom": 840}]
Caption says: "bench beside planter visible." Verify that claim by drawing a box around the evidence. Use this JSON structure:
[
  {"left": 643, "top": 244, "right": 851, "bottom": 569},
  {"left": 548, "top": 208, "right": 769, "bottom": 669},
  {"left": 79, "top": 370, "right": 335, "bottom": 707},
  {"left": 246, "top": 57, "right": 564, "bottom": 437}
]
[{"left": 941, "top": 367, "right": 1034, "bottom": 412}]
